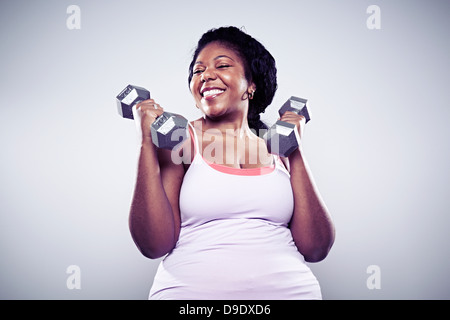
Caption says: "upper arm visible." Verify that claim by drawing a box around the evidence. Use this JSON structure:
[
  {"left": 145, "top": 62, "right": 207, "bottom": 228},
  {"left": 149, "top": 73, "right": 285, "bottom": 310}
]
[
  {"left": 155, "top": 126, "right": 195, "bottom": 245},
  {"left": 157, "top": 147, "right": 186, "bottom": 243}
]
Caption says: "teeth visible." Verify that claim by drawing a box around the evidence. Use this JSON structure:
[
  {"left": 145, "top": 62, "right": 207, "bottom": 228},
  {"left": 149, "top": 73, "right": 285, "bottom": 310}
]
[{"left": 202, "top": 89, "right": 224, "bottom": 97}]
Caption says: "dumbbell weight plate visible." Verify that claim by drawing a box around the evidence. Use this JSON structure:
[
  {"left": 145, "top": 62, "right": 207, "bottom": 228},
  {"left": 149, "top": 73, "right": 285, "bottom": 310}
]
[
  {"left": 265, "top": 120, "right": 300, "bottom": 157},
  {"left": 279, "top": 96, "right": 310, "bottom": 123},
  {"left": 116, "top": 84, "right": 150, "bottom": 120},
  {"left": 151, "top": 112, "right": 189, "bottom": 149}
]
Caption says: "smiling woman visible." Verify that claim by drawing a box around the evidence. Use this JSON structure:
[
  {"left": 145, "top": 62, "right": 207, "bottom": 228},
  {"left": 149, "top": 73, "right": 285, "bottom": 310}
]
[
  {"left": 188, "top": 27, "right": 277, "bottom": 135},
  {"left": 190, "top": 43, "right": 251, "bottom": 121},
  {"left": 128, "top": 26, "right": 335, "bottom": 300}
]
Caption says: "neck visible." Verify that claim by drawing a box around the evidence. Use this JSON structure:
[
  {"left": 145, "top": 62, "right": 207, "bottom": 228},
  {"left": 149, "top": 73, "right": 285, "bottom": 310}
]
[{"left": 198, "top": 112, "right": 254, "bottom": 138}]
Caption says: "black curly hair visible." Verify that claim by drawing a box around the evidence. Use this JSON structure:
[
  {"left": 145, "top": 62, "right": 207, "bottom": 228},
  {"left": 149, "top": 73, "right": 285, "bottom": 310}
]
[{"left": 188, "top": 26, "right": 277, "bottom": 135}]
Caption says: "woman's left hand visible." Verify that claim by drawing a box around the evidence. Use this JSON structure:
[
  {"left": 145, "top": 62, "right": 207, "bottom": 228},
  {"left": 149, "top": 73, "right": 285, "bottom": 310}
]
[{"left": 279, "top": 111, "right": 306, "bottom": 146}]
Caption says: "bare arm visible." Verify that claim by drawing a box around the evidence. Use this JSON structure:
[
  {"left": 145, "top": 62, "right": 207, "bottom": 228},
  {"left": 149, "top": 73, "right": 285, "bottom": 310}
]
[
  {"left": 286, "top": 150, "right": 335, "bottom": 262},
  {"left": 281, "top": 112, "right": 335, "bottom": 262},
  {"left": 128, "top": 100, "right": 184, "bottom": 259}
]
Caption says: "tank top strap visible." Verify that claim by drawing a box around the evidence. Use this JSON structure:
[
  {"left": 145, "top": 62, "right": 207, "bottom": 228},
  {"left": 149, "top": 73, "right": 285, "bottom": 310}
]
[
  {"left": 187, "top": 122, "right": 201, "bottom": 156},
  {"left": 273, "top": 154, "right": 281, "bottom": 169},
  {"left": 273, "top": 154, "right": 290, "bottom": 176}
]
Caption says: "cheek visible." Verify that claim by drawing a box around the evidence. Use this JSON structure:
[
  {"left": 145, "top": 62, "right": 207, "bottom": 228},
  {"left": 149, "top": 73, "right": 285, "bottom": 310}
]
[
  {"left": 189, "top": 79, "right": 200, "bottom": 98},
  {"left": 223, "top": 73, "right": 248, "bottom": 94},
  {"left": 234, "top": 77, "right": 249, "bottom": 95}
]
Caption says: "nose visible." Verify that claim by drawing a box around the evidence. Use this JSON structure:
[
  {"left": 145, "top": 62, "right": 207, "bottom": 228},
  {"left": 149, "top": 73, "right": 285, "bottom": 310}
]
[{"left": 200, "top": 68, "right": 217, "bottom": 82}]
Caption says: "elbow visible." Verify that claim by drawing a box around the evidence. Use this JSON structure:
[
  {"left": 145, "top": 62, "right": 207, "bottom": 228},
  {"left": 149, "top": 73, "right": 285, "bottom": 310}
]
[
  {"left": 300, "top": 231, "right": 336, "bottom": 263},
  {"left": 139, "top": 247, "right": 170, "bottom": 260},
  {"left": 135, "top": 240, "right": 175, "bottom": 259},
  {"left": 129, "top": 217, "right": 178, "bottom": 260},
  {"left": 303, "top": 246, "right": 332, "bottom": 263},
  {"left": 130, "top": 229, "right": 176, "bottom": 260}
]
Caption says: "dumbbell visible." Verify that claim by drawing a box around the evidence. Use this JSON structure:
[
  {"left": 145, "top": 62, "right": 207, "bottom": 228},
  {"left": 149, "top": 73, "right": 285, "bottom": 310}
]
[
  {"left": 116, "top": 84, "right": 188, "bottom": 150},
  {"left": 264, "top": 96, "right": 310, "bottom": 157}
]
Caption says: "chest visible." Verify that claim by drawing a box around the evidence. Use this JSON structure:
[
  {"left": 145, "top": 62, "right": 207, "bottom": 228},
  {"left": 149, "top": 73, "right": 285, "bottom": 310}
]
[
  {"left": 179, "top": 159, "right": 295, "bottom": 227},
  {"left": 196, "top": 131, "right": 273, "bottom": 169}
]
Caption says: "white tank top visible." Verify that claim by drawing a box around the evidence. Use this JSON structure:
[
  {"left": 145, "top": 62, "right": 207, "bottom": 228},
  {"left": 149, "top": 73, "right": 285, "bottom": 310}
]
[{"left": 149, "top": 124, "right": 321, "bottom": 299}]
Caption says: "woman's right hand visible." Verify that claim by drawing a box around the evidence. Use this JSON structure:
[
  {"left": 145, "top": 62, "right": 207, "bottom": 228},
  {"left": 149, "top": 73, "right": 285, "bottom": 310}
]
[{"left": 132, "top": 99, "right": 165, "bottom": 145}]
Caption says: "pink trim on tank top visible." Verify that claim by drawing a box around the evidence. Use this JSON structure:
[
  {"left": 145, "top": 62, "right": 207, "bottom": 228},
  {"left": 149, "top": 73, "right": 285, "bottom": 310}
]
[
  {"left": 189, "top": 125, "right": 276, "bottom": 176},
  {"left": 202, "top": 157, "right": 275, "bottom": 176}
]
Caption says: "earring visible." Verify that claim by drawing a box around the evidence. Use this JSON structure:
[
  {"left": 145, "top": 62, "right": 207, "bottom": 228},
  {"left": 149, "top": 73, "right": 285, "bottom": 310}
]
[{"left": 249, "top": 90, "right": 255, "bottom": 100}]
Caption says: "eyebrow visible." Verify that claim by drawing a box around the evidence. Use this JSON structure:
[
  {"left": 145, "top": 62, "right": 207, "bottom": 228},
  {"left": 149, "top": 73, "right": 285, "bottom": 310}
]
[{"left": 194, "top": 55, "right": 235, "bottom": 65}]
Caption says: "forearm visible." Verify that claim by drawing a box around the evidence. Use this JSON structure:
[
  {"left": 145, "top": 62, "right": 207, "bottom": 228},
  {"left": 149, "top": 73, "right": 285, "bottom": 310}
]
[
  {"left": 129, "top": 142, "right": 177, "bottom": 259},
  {"left": 288, "top": 149, "right": 335, "bottom": 262}
]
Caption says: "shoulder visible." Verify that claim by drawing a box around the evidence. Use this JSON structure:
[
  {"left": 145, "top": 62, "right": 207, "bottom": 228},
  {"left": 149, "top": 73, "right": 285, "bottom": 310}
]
[
  {"left": 176, "top": 120, "right": 201, "bottom": 170},
  {"left": 279, "top": 156, "right": 290, "bottom": 172},
  {"left": 156, "top": 119, "right": 200, "bottom": 173}
]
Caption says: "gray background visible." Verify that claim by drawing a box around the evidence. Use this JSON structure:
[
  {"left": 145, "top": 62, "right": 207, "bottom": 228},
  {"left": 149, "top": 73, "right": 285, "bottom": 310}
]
[{"left": 0, "top": 0, "right": 449, "bottom": 299}]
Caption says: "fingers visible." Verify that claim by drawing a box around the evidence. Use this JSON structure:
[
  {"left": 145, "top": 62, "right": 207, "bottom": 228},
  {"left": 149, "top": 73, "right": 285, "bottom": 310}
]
[
  {"left": 279, "top": 111, "right": 306, "bottom": 140},
  {"left": 133, "top": 99, "right": 165, "bottom": 144},
  {"left": 137, "top": 99, "right": 160, "bottom": 110},
  {"left": 136, "top": 99, "right": 164, "bottom": 120},
  {"left": 279, "top": 111, "right": 306, "bottom": 125},
  {"left": 136, "top": 99, "right": 163, "bottom": 112}
]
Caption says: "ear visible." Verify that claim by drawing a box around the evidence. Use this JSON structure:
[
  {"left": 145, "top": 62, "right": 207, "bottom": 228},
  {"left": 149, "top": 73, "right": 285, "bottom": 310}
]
[
  {"left": 247, "top": 82, "right": 256, "bottom": 94},
  {"left": 247, "top": 82, "right": 257, "bottom": 100}
]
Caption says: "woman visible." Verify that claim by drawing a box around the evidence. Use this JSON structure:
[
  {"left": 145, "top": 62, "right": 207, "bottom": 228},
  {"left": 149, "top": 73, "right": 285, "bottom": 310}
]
[{"left": 129, "top": 26, "right": 335, "bottom": 299}]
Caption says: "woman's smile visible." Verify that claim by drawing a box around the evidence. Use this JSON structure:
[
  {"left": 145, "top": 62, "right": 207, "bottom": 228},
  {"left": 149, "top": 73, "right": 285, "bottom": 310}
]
[{"left": 201, "top": 87, "right": 226, "bottom": 101}]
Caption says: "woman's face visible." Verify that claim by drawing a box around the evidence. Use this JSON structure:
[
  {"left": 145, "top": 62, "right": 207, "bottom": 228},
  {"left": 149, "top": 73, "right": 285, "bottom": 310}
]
[{"left": 189, "top": 41, "right": 255, "bottom": 121}]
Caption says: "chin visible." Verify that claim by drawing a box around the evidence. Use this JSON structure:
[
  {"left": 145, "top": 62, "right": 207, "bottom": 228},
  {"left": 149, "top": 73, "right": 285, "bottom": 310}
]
[{"left": 203, "top": 105, "right": 227, "bottom": 119}]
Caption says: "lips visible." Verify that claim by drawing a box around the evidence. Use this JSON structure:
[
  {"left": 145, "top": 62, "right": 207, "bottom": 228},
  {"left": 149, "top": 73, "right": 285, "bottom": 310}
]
[{"left": 200, "top": 87, "right": 225, "bottom": 100}]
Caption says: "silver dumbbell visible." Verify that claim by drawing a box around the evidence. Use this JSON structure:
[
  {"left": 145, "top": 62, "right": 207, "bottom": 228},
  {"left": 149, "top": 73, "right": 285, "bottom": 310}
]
[
  {"left": 116, "top": 84, "right": 188, "bottom": 150},
  {"left": 265, "top": 96, "right": 310, "bottom": 157}
]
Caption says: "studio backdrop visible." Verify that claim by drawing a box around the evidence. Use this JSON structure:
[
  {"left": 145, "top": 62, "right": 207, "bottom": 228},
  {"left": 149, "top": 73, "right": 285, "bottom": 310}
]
[{"left": 0, "top": 0, "right": 449, "bottom": 299}]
